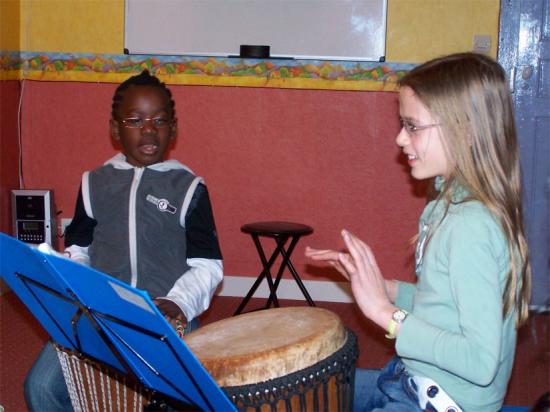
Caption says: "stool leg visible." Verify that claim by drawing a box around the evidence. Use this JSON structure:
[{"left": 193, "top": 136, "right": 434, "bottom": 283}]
[
  {"left": 266, "top": 236, "right": 298, "bottom": 308},
  {"left": 234, "top": 235, "right": 281, "bottom": 315},
  {"left": 278, "top": 238, "right": 316, "bottom": 306},
  {"left": 251, "top": 234, "right": 280, "bottom": 309},
  {"left": 233, "top": 270, "right": 267, "bottom": 316}
]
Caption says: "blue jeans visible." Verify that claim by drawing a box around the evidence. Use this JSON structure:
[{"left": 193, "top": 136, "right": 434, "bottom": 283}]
[
  {"left": 24, "top": 342, "right": 73, "bottom": 412},
  {"left": 354, "top": 357, "right": 423, "bottom": 412},
  {"left": 24, "top": 318, "right": 199, "bottom": 412}
]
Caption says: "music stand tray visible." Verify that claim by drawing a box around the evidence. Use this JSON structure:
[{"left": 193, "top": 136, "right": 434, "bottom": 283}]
[{"left": 0, "top": 232, "right": 236, "bottom": 411}]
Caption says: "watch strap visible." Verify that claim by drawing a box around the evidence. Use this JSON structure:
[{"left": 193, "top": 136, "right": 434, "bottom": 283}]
[{"left": 385, "top": 309, "right": 408, "bottom": 339}]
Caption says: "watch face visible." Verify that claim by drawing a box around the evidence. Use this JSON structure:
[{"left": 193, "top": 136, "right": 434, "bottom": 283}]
[{"left": 393, "top": 310, "right": 407, "bottom": 323}]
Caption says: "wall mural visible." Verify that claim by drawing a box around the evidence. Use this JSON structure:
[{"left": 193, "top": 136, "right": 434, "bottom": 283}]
[{"left": 0, "top": 51, "right": 413, "bottom": 91}]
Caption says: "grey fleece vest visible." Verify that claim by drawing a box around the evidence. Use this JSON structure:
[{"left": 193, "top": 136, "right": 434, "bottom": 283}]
[{"left": 85, "top": 164, "right": 197, "bottom": 298}]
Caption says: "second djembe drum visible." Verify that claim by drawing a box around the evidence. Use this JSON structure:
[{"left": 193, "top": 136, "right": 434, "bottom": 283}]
[{"left": 184, "top": 306, "right": 358, "bottom": 411}]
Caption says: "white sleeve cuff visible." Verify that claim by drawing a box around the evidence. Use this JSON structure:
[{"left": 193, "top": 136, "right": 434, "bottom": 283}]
[
  {"left": 37, "top": 243, "right": 67, "bottom": 259},
  {"left": 161, "top": 258, "right": 223, "bottom": 321},
  {"left": 64, "top": 245, "right": 91, "bottom": 266}
]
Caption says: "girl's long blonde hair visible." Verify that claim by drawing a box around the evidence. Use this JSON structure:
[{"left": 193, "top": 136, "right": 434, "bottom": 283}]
[{"left": 400, "top": 53, "right": 531, "bottom": 326}]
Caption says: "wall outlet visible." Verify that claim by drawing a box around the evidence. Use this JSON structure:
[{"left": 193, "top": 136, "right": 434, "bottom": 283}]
[
  {"left": 473, "top": 35, "right": 491, "bottom": 54},
  {"left": 60, "top": 218, "right": 72, "bottom": 234}
]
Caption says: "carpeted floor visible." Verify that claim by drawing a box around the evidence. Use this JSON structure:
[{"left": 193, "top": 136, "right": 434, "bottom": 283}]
[{"left": 1, "top": 291, "right": 548, "bottom": 411}]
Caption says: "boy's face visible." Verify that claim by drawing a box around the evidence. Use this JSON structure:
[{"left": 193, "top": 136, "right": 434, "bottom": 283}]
[{"left": 110, "top": 85, "right": 177, "bottom": 167}]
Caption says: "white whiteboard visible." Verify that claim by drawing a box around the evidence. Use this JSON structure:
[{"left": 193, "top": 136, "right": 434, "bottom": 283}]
[{"left": 124, "top": 0, "right": 387, "bottom": 61}]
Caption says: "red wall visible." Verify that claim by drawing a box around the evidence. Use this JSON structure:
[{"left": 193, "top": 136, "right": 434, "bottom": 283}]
[
  {"left": 0, "top": 80, "right": 21, "bottom": 235},
  {"left": 20, "top": 80, "right": 427, "bottom": 283}
]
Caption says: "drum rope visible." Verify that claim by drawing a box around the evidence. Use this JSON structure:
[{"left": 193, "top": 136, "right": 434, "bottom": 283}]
[
  {"left": 322, "top": 378, "right": 330, "bottom": 412},
  {"left": 122, "top": 376, "right": 128, "bottom": 412},
  {"left": 284, "top": 397, "right": 292, "bottom": 412},
  {"left": 132, "top": 384, "right": 139, "bottom": 412},
  {"left": 56, "top": 346, "right": 153, "bottom": 412},
  {"left": 313, "top": 381, "right": 320, "bottom": 412},
  {"left": 83, "top": 361, "right": 99, "bottom": 412},
  {"left": 115, "top": 375, "right": 121, "bottom": 411},
  {"left": 72, "top": 354, "right": 88, "bottom": 412},
  {"left": 98, "top": 367, "right": 108, "bottom": 412},
  {"left": 56, "top": 348, "right": 83, "bottom": 412},
  {"left": 105, "top": 365, "right": 114, "bottom": 411},
  {"left": 298, "top": 391, "right": 306, "bottom": 412}
]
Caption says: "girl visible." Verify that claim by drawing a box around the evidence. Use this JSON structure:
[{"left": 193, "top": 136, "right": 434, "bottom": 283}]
[{"left": 306, "top": 53, "right": 531, "bottom": 411}]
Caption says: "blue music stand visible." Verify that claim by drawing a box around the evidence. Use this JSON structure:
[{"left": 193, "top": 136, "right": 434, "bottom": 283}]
[{"left": 0, "top": 233, "right": 236, "bottom": 411}]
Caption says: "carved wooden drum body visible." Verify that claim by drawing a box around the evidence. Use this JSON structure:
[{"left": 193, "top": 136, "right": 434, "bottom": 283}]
[{"left": 184, "top": 306, "right": 358, "bottom": 411}]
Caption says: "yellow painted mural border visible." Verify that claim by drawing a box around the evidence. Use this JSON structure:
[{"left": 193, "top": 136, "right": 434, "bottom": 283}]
[{"left": 1, "top": 52, "right": 413, "bottom": 91}]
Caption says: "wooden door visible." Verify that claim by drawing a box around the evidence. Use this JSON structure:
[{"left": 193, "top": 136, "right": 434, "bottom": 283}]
[{"left": 499, "top": 0, "right": 550, "bottom": 309}]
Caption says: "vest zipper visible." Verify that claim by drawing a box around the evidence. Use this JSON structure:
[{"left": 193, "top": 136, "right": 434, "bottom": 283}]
[{"left": 129, "top": 167, "right": 144, "bottom": 287}]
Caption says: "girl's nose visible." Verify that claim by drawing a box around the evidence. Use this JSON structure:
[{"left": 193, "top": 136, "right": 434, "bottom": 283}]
[{"left": 395, "top": 126, "right": 409, "bottom": 147}]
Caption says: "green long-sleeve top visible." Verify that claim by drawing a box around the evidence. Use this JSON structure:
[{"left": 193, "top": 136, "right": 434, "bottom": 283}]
[{"left": 395, "top": 181, "right": 517, "bottom": 411}]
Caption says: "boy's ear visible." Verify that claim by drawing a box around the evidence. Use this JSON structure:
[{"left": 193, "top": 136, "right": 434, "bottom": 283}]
[
  {"left": 110, "top": 119, "right": 120, "bottom": 140},
  {"left": 170, "top": 118, "right": 178, "bottom": 139}
]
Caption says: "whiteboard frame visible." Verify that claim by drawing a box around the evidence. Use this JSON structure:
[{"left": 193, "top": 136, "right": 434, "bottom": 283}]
[{"left": 124, "top": 0, "right": 388, "bottom": 62}]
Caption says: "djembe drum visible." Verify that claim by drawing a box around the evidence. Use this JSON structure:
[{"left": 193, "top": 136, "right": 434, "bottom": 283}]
[
  {"left": 57, "top": 306, "right": 357, "bottom": 412},
  {"left": 184, "top": 306, "right": 358, "bottom": 411}
]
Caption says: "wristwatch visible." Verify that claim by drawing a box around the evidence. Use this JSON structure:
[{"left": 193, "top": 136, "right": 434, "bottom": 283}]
[{"left": 385, "top": 308, "right": 408, "bottom": 339}]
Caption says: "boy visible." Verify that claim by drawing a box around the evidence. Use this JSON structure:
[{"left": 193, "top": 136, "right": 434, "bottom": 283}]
[{"left": 24, "top": 70, "right": 223, "bottom": 411}]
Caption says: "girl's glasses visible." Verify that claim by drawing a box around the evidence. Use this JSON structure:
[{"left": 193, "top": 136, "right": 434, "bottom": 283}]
[
  {"left": 400, "top": 118, "right": 440, "bottom": 134},
  {"left": 119, "top": 116, "right": 172, "bottom": 129}
]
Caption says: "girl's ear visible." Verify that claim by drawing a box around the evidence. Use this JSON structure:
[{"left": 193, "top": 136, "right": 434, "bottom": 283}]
[
  {"left": 110, "top": 119, "right": 120, "bottom": 140},
  {"left": 170, "top": 118, "right": 178, "bottom": 139}
]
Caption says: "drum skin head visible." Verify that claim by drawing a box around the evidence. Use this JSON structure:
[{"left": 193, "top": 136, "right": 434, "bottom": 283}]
[{"left": 184, "top": 307, "right": 346, "bottom": 386}]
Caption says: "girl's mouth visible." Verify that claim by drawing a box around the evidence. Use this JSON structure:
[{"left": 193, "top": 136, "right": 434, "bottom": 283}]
[{"left": 407, "top": 153, "right": 418, "bottom": 166}]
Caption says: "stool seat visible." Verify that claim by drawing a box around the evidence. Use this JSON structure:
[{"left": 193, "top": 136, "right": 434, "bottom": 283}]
[
  {"left": 241, "top": 221, "right": 313, "bottom": 237},
  {"left": 235, "top": 221, "right": 315, "bottom": 315}
]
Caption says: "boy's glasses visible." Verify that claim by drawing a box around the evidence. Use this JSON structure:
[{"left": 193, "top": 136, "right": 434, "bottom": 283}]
[
  {"left": 118, "top": 117, "right": 172, "bottom": 129},
  {"left": 400, "top": 119, "right": 440, "bottom": 134}
]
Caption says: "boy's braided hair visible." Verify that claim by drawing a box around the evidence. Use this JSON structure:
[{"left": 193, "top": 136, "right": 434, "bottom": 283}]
[{"left": 111, "top": 69, "right": 175, "bottom": 118}]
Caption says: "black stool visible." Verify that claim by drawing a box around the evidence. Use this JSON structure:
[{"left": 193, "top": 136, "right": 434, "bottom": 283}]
[{"left": 234, "top": 221, "right": 315, "bottom": 315}]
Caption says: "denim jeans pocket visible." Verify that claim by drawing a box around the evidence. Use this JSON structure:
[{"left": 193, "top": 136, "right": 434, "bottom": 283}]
[{"left": 374, "top": 357, "right": 423, "bottom": 411}]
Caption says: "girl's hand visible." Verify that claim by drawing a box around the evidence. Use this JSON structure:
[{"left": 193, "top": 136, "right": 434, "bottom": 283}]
[
  {"left": 338, "top": 230, "right": 395, "bottom": 328},
  {"left": 154, "top": 299, "right": 187, "bottom": 336},
  {"left": 305, "top": 246, "right": 351, "bottom": 280},
  {"left": 306, "top": 232, "right": 397, "bottom": 330},
  {"left": 305, "top": 245, "right": 398, "bottom": 302}
]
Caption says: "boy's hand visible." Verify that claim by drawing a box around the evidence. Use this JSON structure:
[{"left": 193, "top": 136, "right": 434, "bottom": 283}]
[{"left": 153, "top": 299, "right": 187, "bottom": 336}]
